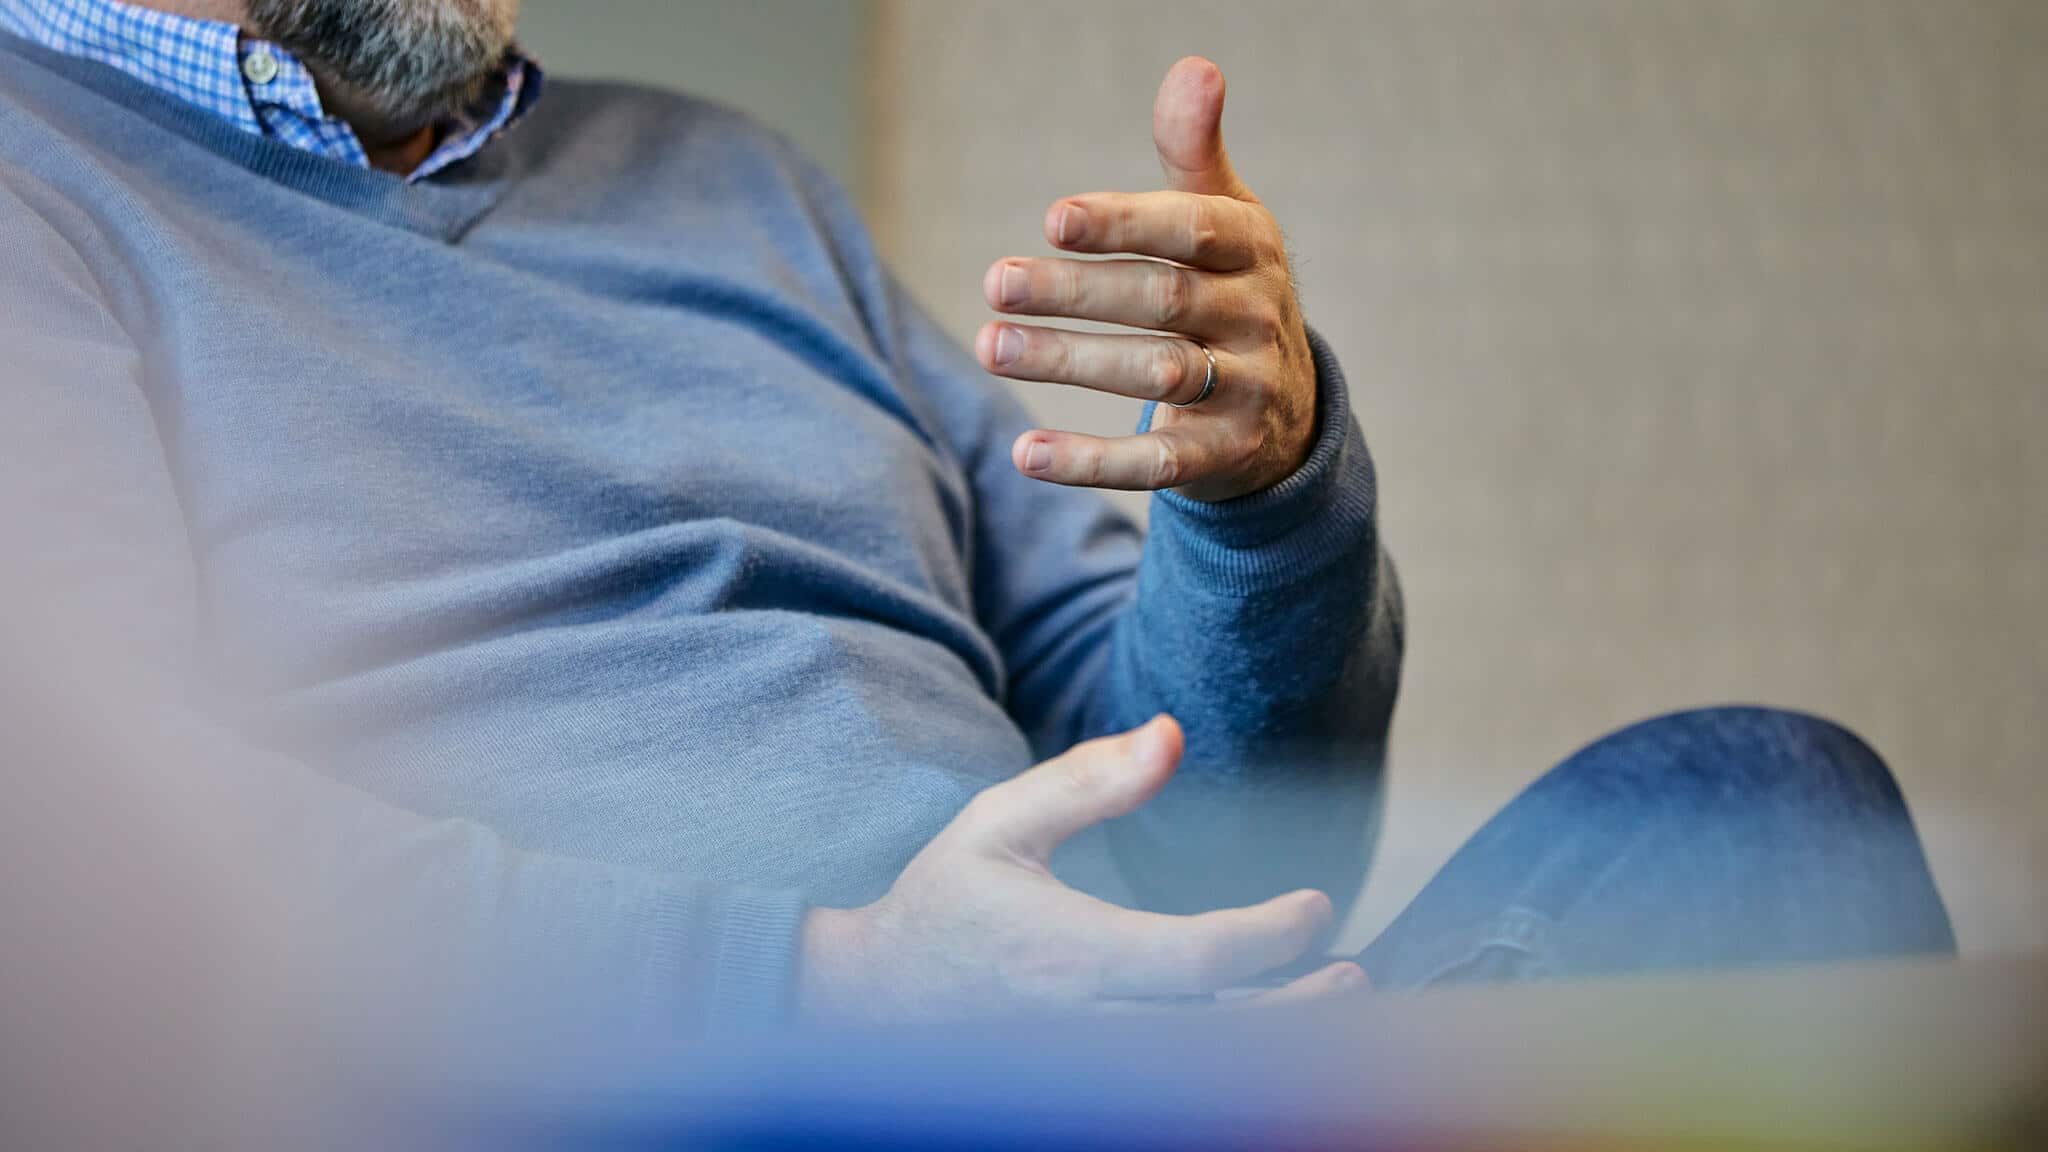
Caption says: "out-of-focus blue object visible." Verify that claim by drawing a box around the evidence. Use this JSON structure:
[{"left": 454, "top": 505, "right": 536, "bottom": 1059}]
[
  {"left": 393, "top": 707, "right": 1992, "bottom": 1150},
  {"left": 441, "top": 955, "right": 2048, "bottom": 1151}
]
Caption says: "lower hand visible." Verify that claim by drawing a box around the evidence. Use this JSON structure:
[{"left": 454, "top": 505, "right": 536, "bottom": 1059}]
[
  {"left": 977, "top": 56, "right": 1319, "bottom": 503},
  {"left": 798, "top": 716, "right": 1367, "bottom": 1023}
]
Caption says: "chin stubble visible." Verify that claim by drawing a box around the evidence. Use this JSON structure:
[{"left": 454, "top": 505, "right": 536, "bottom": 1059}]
[{"left": 244, "top": 0, "right": 520, "bottom": 129}]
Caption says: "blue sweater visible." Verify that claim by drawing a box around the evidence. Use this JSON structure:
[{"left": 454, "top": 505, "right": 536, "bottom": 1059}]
[{"left": 0, "top": 32, "right": 1401, "bottom": 1034}]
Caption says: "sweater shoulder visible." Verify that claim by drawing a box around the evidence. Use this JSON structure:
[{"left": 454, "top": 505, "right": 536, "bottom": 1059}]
[
  {"left": 513, "top": 76, "right": 811, "bottom": 180},
  {"left": 500, "top": 75, "right": 877, "bottom": 283},
  {"left": 535, "top": 77, "right": 762, "bottom": 133},
  {"left": 0, "top": 32, "right": 101, "bottom": 134}
]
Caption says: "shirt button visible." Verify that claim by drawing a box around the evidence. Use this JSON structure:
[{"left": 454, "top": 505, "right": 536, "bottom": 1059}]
[{"left": 242, "top": 49, "right": 280, "bottom": 85}]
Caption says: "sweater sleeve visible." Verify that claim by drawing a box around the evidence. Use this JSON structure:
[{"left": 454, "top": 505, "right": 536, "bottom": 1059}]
[
  {"left": 0, "top": 171, "right": 804, "bottom": 1089},
  {"left": 769, "top": 125, "right": 1402, "bottom": 916},
  {"left": 886, "top": 278, "right": 1405, "bottom": 917}
]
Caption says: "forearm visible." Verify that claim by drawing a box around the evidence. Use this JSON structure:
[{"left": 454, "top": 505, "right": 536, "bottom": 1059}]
[
  {"left": 875, "top": 255, "right": 1400, "bottom": 914},
  {"left": 1091, "top": 331, "right": 1403, "bottom": 914}
]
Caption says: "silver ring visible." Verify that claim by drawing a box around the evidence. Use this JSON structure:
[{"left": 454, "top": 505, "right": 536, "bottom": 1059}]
[{"left": 1168, "top": 342, "right": 1218, "bottom": 409}]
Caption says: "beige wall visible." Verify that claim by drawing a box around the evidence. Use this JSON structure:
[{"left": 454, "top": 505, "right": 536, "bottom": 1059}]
[{"left": 870, "top": 0, "right": 2047, "bottom": 955}]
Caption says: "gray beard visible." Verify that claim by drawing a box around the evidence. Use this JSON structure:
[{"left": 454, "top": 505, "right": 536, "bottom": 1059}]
[{"left": 244, "top": 0, "right": 520, "bottom": 130}]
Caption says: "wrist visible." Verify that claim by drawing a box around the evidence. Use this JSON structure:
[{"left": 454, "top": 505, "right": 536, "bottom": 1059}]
[
  {"left": 1144, "top": 327, "right": 1376, "bottom": 591},
  {"left": 1252, "top": 377, "right": 1321, "bottom": 496}
]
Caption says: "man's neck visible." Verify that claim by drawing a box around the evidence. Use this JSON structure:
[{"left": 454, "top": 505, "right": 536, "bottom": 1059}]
[{"left": 121, "top": 0, "right": 437, "bottom": 175}]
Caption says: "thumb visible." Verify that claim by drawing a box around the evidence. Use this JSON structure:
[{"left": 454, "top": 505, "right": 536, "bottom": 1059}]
[
  {"left": 967, "top": 715, "right": 1183, "bottom": 861},
  {"left": 1153, "top": 56, "right": 1254, "bottom": 201}
]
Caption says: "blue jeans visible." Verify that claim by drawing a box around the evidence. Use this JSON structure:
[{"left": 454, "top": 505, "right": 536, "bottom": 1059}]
[{"left": 1356, "top": 707, "right": 1956, "bottom": 988}]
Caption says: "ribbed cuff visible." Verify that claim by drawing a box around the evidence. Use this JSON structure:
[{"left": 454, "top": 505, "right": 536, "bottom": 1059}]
[
  {"left": 1142, "top": 327, "right": 1378, "bottom": 595},
  {"left": 701, "top": 886, "right": 809, "bottom": 1031}
]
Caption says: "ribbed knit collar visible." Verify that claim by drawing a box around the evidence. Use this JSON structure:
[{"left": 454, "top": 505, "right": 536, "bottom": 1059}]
[{"left": 0, "top": 28, "right": 525, "bottom": 242}]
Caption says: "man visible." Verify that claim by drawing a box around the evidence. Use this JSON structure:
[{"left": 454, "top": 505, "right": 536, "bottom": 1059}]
[{"left": 0, "top": 0, "right": 1954, "bottom": 1045}]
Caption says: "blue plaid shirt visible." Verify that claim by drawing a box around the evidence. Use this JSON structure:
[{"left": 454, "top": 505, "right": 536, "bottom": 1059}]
[{"left": 0, "top": 0, "right": 539, "bottom": 181}]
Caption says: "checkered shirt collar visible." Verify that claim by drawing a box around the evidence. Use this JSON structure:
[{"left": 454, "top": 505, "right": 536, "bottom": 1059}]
[{"left": 0, "top": 0, "right": 539, "bottom": 181}]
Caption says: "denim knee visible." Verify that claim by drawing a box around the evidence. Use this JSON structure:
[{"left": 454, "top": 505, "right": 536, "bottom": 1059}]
[
  {"left": 1358, "top": 705, "right": 1956, "bottom": 987},
  {"left": 1542, "top": 705, "right": 1912, "bottom": 825},
  {"left": 1544, "top": 705, "right": 1954, "bottom": 958}
]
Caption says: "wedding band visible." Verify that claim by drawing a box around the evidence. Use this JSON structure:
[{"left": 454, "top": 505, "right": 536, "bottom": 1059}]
[{"left": 1169, "top": 342, "right": 1218, "bottom": 409}]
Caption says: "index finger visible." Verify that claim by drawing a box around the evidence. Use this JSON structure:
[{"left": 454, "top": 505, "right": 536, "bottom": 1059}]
[{"left": 1046, "top": 191, "right": 1267, "bottom": 272}]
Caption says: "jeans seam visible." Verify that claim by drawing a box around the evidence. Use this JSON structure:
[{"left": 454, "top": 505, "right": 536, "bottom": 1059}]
[{"left": 1406, "top": 904, "right": 1554, "bottom": 987}]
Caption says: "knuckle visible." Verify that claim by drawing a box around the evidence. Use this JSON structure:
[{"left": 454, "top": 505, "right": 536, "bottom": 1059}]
[
  {"left": 1249, "top": 294, "right": 1286, "bottom": 339},
  {"left": 1048, "top": 332, "right": 1074, "bottom": 378},
  {"left": 1146, "top": 341, "right": 1184, "bottom": 400},
  {"left": 1100, "top": 199, "right": 1129, "bottom": 249},
  {"left": 1148, "top": 266, "right": 1192, "bottom": 330},
  {"left": 1053, "top": 262, "right": 1081, "bottom": 311},
  {"left": 1073, "top": 444, "right": 1103, "bottom": 488},
  {"left": 1228, "top": 430, "right": 1265, "bottom": 475},
  {"left": 1243, "top": 359, "right": 1277, "bottom": 402},
  {"left": 1184, "top": 200, "right": 1220, "bottom": 261},
  {"left": 1151, "top": 436, "right": 1184, "bottom": 489}
]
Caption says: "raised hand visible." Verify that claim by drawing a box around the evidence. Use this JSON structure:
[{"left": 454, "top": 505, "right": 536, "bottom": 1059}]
[
  {"left": 977, "top": 56, "right": 1319, "bottom": 503},
  {"left": 798, "top": 716, "right": 1366, "bottom": 1022}
]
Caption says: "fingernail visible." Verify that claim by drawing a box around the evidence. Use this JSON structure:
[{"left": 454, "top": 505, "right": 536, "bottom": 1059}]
[
  {"left": 999, "top": 263, "right": 1028, "bottom": 308},
  {"left": 1057, "top": 203, "right": 1088, "bottom": 245},
  {"left": 1336, "top": 964, "right": 1369, "bottom": 991},
  {"left": 1022, "top": 439, "right": 1052, "bottom": 472},
  {"left": 993, "top": 325, "right": 1023, "bottom": 366}
]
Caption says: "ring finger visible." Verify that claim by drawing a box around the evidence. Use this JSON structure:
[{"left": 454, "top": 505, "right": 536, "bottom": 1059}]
[{"left": 975, "top": 322, "right": 1234, "bottom": 407}]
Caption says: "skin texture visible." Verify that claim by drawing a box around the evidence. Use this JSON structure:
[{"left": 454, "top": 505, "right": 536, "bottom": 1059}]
[
  {"left": 799, "top": 717, "right": 1367, "bottom": 1023},
  {"left": 976, "top": 56, "right": 1320, "bottom": 503}
]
